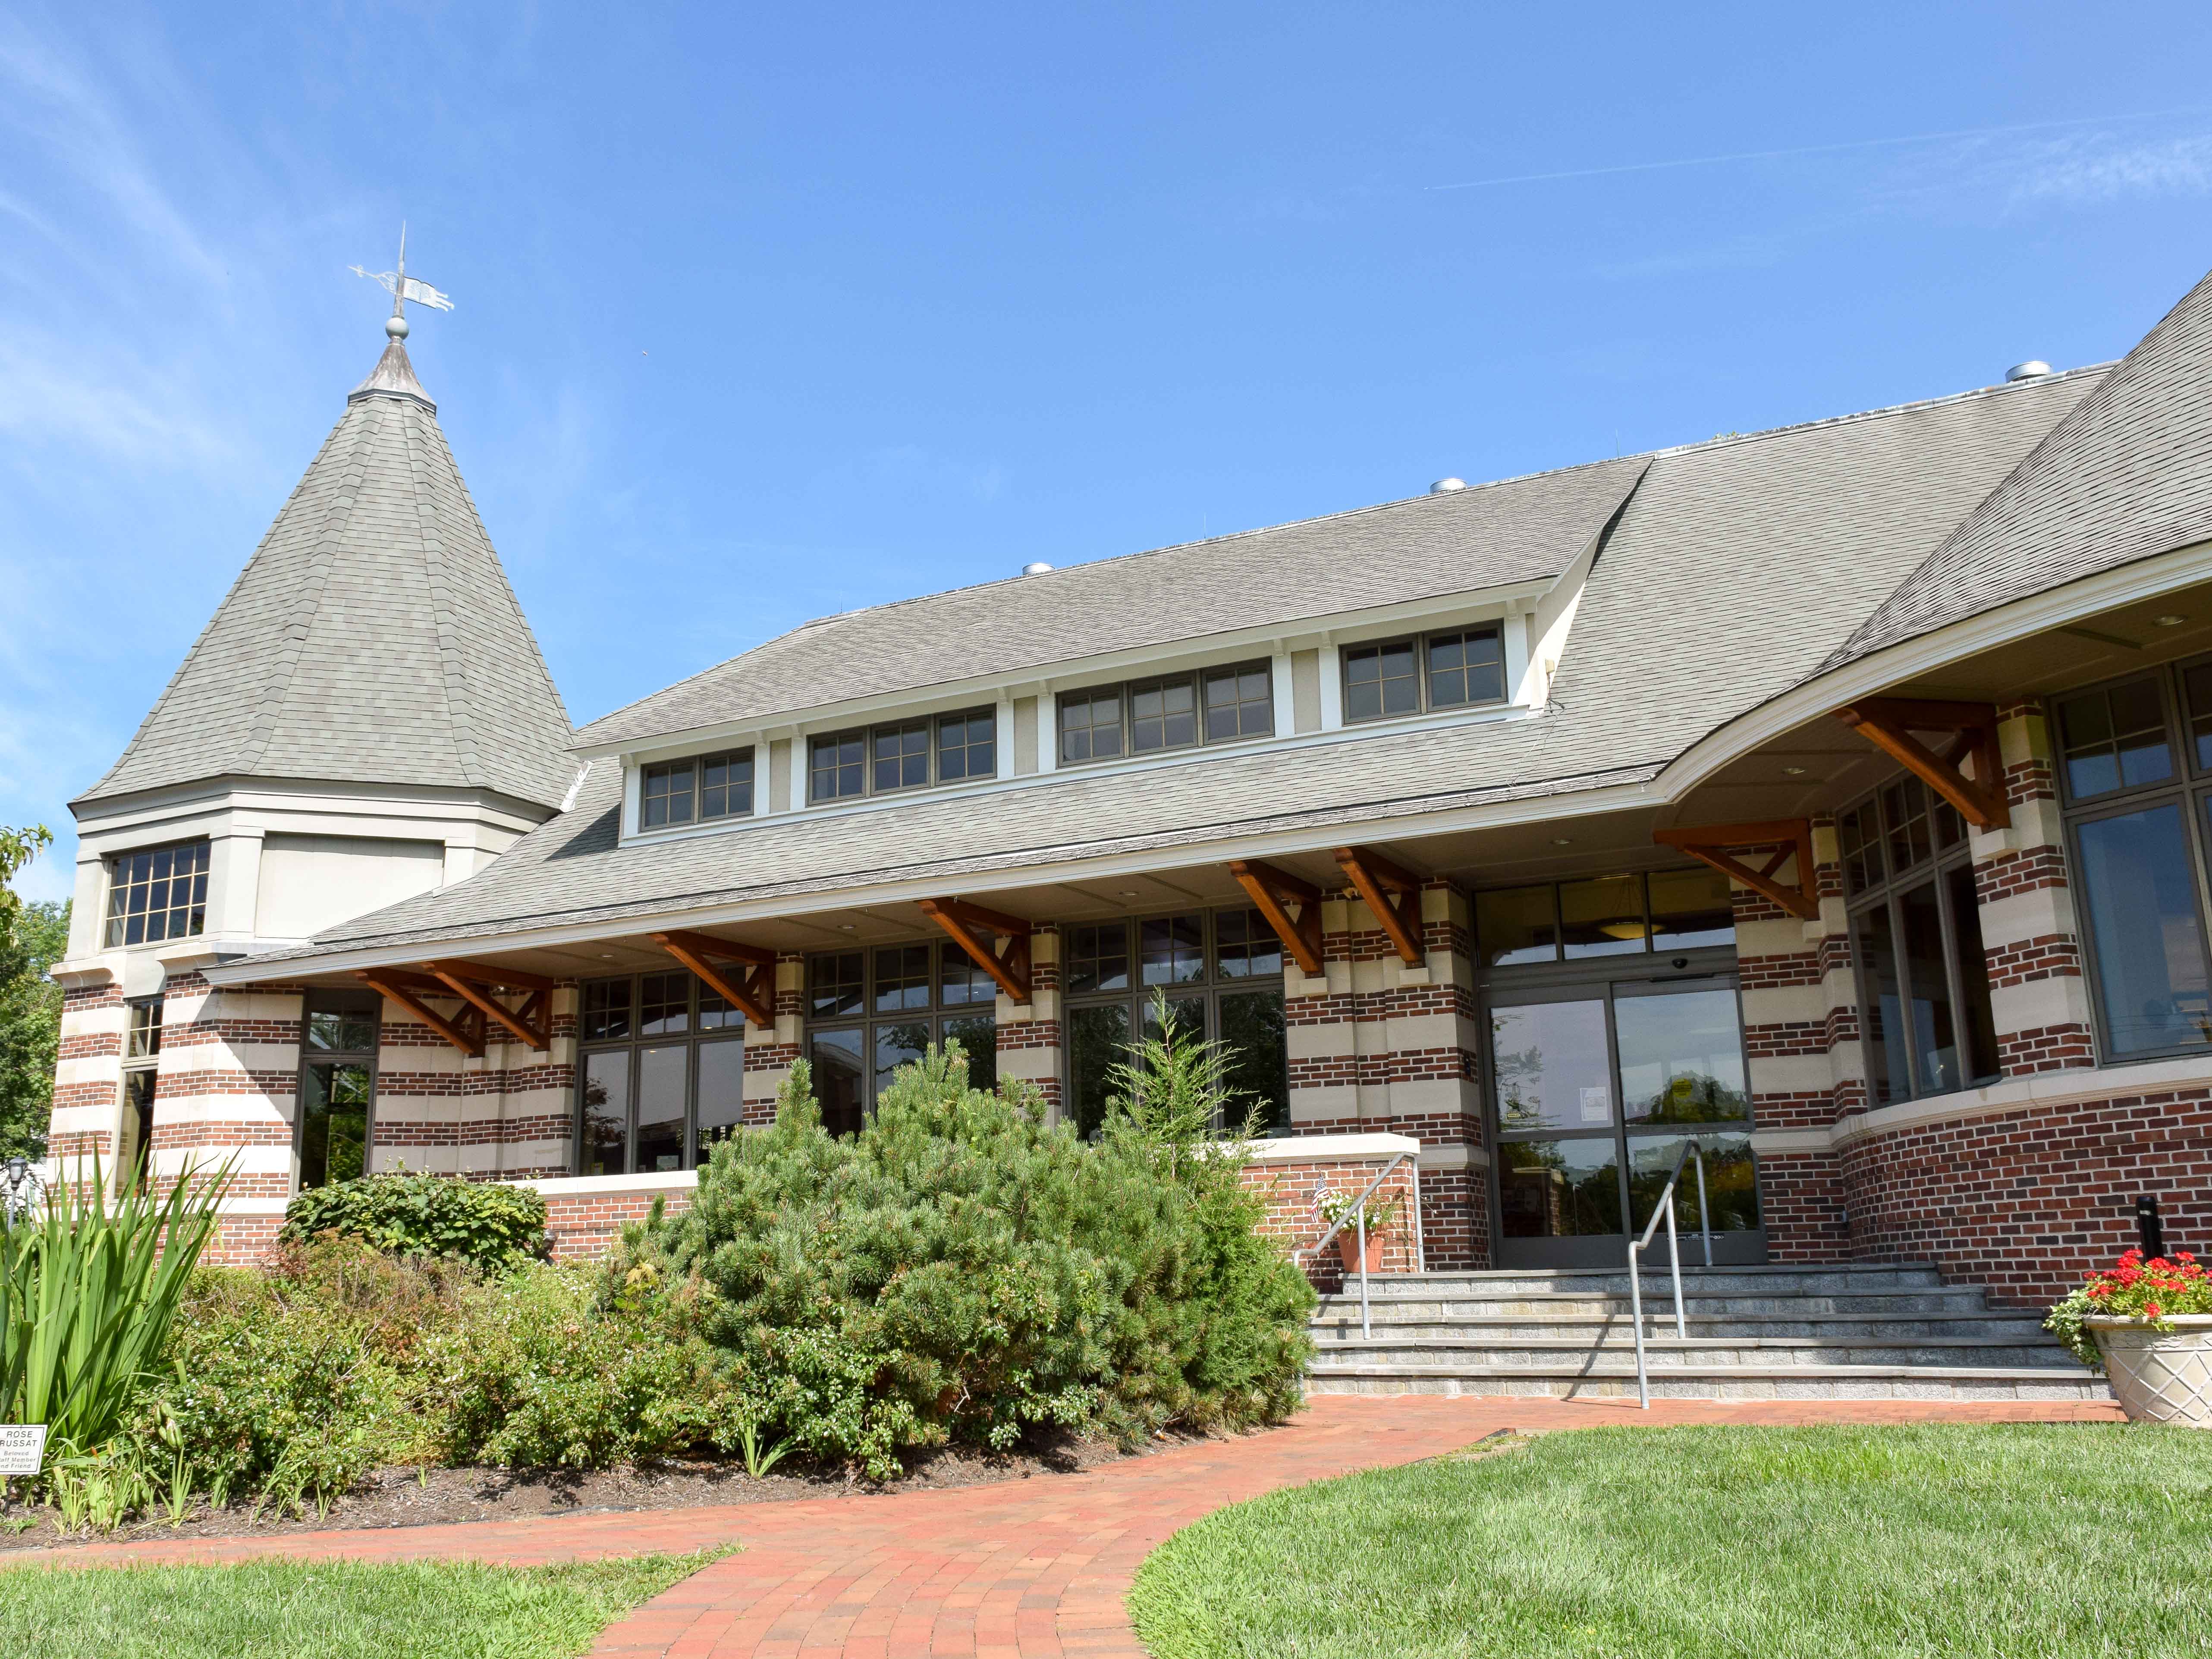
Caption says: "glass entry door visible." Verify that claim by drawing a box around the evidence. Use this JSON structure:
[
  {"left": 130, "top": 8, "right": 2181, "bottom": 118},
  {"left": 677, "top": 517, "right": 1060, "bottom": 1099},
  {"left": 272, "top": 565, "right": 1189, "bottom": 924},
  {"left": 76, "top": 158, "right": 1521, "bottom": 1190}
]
[{"left": 1489, "top": 977, "right": 1764, "bottom": 1269}]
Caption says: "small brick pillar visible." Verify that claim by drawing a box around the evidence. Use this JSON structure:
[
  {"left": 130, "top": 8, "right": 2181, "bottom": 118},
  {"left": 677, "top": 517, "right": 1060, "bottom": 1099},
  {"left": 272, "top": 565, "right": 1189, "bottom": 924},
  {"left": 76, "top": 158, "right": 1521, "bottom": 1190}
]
[{"left": 995, "top": 925, "right": 1062, "bottom": 1112}]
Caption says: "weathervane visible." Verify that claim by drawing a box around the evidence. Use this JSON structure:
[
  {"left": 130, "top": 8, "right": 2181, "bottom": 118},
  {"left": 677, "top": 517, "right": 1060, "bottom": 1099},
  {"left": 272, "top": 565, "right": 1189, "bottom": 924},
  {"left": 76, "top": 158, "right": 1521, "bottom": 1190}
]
[{"left": 350, "top": 223, "right": 454, "bottom": 341}]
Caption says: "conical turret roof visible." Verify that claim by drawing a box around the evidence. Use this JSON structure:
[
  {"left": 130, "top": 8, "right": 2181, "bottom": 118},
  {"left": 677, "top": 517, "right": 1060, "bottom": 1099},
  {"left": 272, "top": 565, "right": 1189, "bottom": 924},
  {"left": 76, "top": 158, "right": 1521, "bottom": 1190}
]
[
  {"left": 1822, "top": 265, "right": 2212, "bottom": 672},
  {"left": 78, "top": 339, "right": 574, "bottom": 810}
]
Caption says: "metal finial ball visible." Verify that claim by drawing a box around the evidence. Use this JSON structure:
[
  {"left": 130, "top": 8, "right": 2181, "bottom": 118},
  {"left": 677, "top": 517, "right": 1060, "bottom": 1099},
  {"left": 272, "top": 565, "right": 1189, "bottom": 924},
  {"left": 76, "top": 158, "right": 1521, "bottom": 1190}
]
[{"left": 386, "top": 314, "right": 410, "bottom": 339}]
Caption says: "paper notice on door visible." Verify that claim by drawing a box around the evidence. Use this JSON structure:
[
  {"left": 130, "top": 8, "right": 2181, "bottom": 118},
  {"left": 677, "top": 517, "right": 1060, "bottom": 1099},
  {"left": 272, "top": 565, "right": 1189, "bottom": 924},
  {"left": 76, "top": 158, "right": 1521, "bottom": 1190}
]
[{"left": 1578, "top": 1086, "right": 1612, "bottom": 1125}]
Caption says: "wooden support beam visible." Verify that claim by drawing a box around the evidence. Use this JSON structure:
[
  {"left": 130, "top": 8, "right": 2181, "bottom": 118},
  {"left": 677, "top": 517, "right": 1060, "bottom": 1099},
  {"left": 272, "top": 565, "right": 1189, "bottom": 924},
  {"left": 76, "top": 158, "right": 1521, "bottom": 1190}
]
[
  {"left": 1332, "top": 845, "right": 1426, "bottom": 967},
  {"left": 425, "top": 967, "right": 549, "bottom": 1051},
  {"left": 918, "top": 899, "right": 1033, "bottom": 1005},
  {"left": 359, "top": 971, "right": 483, "bottom": 1058},
  {"left": 1227, "top": 858, "right": 1324, "bottom": 975},
  {"left": 422, "top": 958, "right": 560, "bottom": 994},
  {"left": 1832, "top": 696, "right": 2010, "bottom": 830},
  {"left": 1651, "top": 818, "right": 1820, "bottom": 921},
  {"left": 650, "top": 932, "right": 774, "bottom": 1027}
]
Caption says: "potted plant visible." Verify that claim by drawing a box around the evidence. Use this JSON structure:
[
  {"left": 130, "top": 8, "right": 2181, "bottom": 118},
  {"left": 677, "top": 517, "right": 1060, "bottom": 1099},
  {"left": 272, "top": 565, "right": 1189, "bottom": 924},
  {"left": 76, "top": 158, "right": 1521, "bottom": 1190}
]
[
  {"left": 2045, "top": 1247, "right": 2212, "bottom": 1424},
  {"left": 1313, "top": 1182, "right": 1405, "bottom": 1275}
]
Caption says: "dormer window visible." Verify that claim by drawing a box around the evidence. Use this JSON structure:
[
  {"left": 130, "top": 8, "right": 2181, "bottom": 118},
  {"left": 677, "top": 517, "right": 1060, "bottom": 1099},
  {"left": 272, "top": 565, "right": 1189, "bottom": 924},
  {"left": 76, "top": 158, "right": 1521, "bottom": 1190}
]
[
  {"left": 1344, "top": 625, "right": 1505, "bottom": 723},
  {"left": 1060, "top": 660, "right": 1273, "bottom": 766},
  {"left": 810, "top": 707, "right": 998, "bottom": 805},
  {"left": 642, "top": 748, "right": 754, "bottom": 829}
]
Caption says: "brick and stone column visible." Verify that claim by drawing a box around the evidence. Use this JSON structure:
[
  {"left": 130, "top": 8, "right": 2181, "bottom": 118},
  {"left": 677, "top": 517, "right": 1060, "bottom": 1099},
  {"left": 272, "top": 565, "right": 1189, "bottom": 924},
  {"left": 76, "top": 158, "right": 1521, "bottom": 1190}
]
[
  {"left": 995, "top": 926, "right": 1062, "bottom": 1112},
  {"left": 1739, "top": 820, "right": 1852, "bottom": 1260},
  {"left": 47, "top": 978, "right": 124, "bottom": 1169},
  {"left": 1286, "top": 881, "right": 1484, "bottom": 1269},
  {"left": 369, "top": 983, "right": 578, "bottom": 1180},
  {"left": 740, "top": 955, "right": 805, "bottom": 1125},
  {"left": 1973, "top": 698, "right": 2096, "bottom": 1075}
]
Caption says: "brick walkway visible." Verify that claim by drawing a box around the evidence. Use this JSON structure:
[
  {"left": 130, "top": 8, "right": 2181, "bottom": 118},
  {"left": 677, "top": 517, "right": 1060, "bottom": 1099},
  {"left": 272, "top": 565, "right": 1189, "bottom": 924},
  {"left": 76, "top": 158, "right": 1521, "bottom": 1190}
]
[{"left": 6, "top": 1393, "right": 2121, "bottom": 1656}]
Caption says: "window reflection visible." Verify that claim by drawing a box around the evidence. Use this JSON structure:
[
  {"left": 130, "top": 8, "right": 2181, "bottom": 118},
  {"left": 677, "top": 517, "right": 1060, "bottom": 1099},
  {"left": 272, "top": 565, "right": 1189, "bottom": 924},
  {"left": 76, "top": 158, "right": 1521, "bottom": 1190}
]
[
  {"left": 1614, "top": 990, "right": 1748, "bottom": 1124},
  {"left": 1499, "top": 1140, "right": 1623, "bottom": 1238},
  {"left": 2077, "top": 803, "right": 2212, "bottom": 1056}
]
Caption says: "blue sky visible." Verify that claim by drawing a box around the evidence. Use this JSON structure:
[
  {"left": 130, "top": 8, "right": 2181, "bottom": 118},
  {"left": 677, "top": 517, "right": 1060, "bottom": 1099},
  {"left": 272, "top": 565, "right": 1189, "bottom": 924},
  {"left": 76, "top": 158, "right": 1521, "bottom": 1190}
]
[{"left": 6, "top": 2, "right": 2212, "bottom": 902}]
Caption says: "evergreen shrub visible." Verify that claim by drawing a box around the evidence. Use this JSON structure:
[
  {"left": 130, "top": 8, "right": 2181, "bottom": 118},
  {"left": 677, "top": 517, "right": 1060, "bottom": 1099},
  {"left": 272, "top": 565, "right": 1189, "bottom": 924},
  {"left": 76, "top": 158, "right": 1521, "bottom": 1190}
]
[
  {"left": 614, "top": 1018, "right": 1313, "bottom": 1480},
  {"left": 281, "top": 1171, "right": 548, "bottom": 1271}
]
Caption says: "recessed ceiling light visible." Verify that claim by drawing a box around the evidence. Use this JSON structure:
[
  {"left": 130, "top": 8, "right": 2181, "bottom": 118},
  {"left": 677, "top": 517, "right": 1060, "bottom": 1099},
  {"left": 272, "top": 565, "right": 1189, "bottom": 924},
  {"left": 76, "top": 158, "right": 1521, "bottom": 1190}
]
[
  {"left": 598, "top": 953, "right": 616, "bottom": 960},
  {"left": 2157, "top": 614, "right": 2188, "bottom": 628},
  {"left": 1551, "top": 837, "right": 1573, "bottom": 846},
  {"left": 1118, "top": 889, "right": 1139, "bottom": 898},
  {"left": 1783, "top": 765, "right": 1807, "bottom": 776}
]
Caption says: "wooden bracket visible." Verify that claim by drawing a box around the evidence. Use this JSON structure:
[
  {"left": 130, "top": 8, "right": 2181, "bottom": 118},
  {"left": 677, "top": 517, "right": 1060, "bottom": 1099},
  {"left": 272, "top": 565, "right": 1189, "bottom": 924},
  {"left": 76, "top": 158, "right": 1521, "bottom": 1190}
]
[
  {"left": 1227, "top": 858, "right": 1324, "bottom": 975},
  {"left": 651, "top": 930, "right": 776, "bottom": 1027},
  {"left": 358, "top": 970, "right": 484, "bottom": 1058},
  {"left": 1332, "top": 845, "right": 1426, "bottom": 967},
  {"left": 1650, "top": 819, "right": 1819, "bottom": 921},
  {"left": 919, "top": 899, "right": 1033, "bottom": 1005},
  {"left": 1832, "top": 696, "right": 2011, "bottom": 830},
  {"left": 422, "top": 959, "right": 554, "bottom": 1051}
]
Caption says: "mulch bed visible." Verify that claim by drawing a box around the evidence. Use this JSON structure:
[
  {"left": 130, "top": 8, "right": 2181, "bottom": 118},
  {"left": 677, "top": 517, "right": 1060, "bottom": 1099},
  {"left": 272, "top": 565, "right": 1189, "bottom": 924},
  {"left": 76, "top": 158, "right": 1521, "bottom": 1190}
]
[{"left": 0, "top": 1427, "right": 1227, "bottom": 1550}]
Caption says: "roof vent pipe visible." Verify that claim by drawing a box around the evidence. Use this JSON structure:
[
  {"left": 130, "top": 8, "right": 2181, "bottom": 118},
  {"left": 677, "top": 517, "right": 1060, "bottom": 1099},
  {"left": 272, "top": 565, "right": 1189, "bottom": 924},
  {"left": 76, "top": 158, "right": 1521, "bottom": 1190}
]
[
  {"left": 2005, "top": 360, "right": 2053, "bottom": 382},
  {"left": 1430, "top": 478, "right": 1467, "bottom": 494},
  {"left": 1021, "top": 561, "right": 1053, "bottom": 575}
]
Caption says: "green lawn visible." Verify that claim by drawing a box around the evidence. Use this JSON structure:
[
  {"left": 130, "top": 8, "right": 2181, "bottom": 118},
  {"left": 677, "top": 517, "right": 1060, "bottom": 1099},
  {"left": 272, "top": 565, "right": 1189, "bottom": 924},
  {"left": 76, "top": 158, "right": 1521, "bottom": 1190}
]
[
  {"left": 0, "top": 1547, "right": 724, "bottom": 1659},
  {"left": 1129, "top": 1424, "right": 2212, "bottom": 1659}
]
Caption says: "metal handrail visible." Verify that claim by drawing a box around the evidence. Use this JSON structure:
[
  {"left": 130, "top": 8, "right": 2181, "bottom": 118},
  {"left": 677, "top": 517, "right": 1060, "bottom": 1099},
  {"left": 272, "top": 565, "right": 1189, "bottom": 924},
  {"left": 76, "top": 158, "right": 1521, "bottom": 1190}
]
[
  {"left": 1304, "top": 1152, "right": 1411, "bottom": 1340},
  {"left": 1626, "top": 1141, "right": 1714, "bottom": 1410}
]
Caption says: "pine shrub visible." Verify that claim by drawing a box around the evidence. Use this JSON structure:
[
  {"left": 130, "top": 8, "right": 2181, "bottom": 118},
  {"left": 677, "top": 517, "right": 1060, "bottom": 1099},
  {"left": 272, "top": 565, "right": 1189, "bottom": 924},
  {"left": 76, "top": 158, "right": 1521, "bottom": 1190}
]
[{"left": 616, "top": 1027, "right": 1313, "bottom": 1480}]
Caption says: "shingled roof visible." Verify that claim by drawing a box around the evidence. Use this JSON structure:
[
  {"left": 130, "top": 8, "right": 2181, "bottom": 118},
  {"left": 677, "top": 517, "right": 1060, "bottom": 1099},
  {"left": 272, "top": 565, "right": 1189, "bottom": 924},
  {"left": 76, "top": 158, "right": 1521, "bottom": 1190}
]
[
  {"left": 574, "top": 453, "right": 1653, "bottom": 749},
  {"left": 77, "top": 337, "right": 575, "bottom": 811},
  {"left": 1822, "top": 264, "right": 2212, "bottom": 674}
]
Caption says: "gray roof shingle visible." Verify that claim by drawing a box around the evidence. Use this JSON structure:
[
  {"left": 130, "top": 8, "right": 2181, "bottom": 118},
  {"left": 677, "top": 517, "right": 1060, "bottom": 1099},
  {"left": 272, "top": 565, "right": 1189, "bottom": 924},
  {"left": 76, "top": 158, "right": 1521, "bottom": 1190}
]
[
  {"left": 77, "top": 340, "right": 576, "bottom": 811},
  {"left": 259, "top": 368, "right": 2097, "bottom": 962},
  {"left": 1822, "top": 265, "right": 2212, "bottom": 674},
  {"left": 573, "top": 455, "right": 1653, "bottom": 749}
]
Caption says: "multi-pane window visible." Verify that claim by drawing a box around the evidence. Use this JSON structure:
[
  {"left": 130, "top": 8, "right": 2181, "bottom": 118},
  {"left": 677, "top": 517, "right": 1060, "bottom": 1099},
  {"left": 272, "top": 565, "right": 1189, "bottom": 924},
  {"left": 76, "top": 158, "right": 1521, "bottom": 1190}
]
[
  {"left": 119, "top": 998, "right": 161, "bottom": 1179},
  {"left": 1474, "top": 868, "right": 1735, "bottom": 967},
  {"left": 2054, "top": 661, "right": 2212, "bottom": 1061},
  {"left": 872, "top": 722, "right": 930, "bottom": 792},
  {"left": 578, "top": 971, "right": 747, "bottom": 1175},
  {"left": 936, "top": 710, "right": 996, "bottom": 781},
  {"left": 1342, "top": 625, "right": 1506, "bottom": 723},
  {"left": 104, "top": 840, "right": 210, "bottom": 947},
  {"left": 298, "top": 989, "right": 379, "bottom": 1191},
  {"left": 809, "top": 709, "right": 996, "bottom": 804},
  {"left": 641, "top": 749, "right": 754, "bottom": 829},
  {"left": 1059, "top": 662, "right": 1272, "bottom": 766},
  {"left": 1062, "top": 908, "right": 1288, "bottom": 1140},
  {"left": 804, "top": 943, "right": 999, "bottom": 1135},
  {"left": 1839, "top": 778, "right": 1998, "bottom": 1103}
]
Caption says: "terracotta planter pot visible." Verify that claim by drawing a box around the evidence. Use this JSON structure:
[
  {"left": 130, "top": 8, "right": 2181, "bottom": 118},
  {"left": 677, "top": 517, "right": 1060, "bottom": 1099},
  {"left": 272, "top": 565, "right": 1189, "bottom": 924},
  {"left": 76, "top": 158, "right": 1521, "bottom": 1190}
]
[
  {"left": 2085, "top": 1314, "right": 2212, "bottom": 1425},
  {"left": 1337, "top": 1230, "right": 1386, "bottom": 1275}
]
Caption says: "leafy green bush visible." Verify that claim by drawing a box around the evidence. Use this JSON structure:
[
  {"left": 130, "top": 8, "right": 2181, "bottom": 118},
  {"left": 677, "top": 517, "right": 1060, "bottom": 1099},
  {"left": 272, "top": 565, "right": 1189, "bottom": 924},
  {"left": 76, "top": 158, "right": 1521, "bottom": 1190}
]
[
  {"left": 419, "top": 1260, "right": 731, "bottom": 1470},
  {"left": 281, "top": 1171, "right": 548, "bottom": 1271},
  {"left": 615, "top": 1024, "right": 1313, "bottom": 1480}
]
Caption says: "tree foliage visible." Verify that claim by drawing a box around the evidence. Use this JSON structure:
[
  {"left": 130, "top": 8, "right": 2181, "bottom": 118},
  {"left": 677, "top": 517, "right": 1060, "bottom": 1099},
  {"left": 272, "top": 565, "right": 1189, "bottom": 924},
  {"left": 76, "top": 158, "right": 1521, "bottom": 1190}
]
[{"left": 0, "top": 823, "right": 63, "bottom": 1161}]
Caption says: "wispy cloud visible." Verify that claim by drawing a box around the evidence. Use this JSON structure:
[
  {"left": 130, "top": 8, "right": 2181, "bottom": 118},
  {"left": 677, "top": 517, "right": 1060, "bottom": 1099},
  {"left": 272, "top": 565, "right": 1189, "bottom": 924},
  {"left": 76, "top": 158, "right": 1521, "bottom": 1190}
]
[{"left": 2008, "top": 134, "right": 2212, "bottom": 204}]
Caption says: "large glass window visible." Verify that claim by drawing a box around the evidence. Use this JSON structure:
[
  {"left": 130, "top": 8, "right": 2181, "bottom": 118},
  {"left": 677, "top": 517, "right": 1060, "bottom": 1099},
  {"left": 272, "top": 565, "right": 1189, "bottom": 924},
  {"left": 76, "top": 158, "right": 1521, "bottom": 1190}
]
[
  {"left": 1342, "top": 625, "right": 1506, "bottom": 723},
  {"left": 1489, "top": 981, "right": 1757, "bottom": 1251},
  {"left": 803, "top": 943, "right": 999, "bottom": 1134},
  {"left": 298, "top": 989, "right": 379, "bottom": 1191},
  {"left": 1061, "top": 908, "right": 1288, "bottom": 1139},
  {"left": 104, "top": 839, "right": 209, "bottom": 947},
  {"left": 1058, "top": 662, "right": 1273, "bottom": 765},
  {"left": 641, "top": 749, "right": 754, "bottom": 829},
  {"left": 1839, "top": 776, "right": 1998, "bottom": 1103},
  {"left": 576, "top": 971, "right": 747, "bottom": 1173},
  {"left": 2056, "top": 665, "right": 2212, "bottom": 1063},
  {"left": 1474, "top": 868, "right": 1734, "bottom": 968},
  {"left": 119, "top": 997, "right": 161, "bottom": 1178}
]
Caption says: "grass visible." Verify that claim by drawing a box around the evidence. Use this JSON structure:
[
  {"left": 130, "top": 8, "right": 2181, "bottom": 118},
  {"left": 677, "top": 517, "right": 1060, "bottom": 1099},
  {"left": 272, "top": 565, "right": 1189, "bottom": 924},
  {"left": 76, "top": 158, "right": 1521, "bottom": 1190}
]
[
  {"left": 1128, "top": 1424, "right": 2212, "bottom": 1659},
  {"left": 0, "top": 1546, "right": 725, "bottom": 1659}
]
